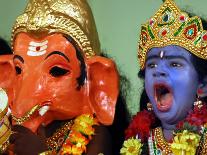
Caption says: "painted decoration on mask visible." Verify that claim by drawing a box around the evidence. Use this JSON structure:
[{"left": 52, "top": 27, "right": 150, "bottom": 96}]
[{"left": 27, "top": 40, "right": 48, "bottom": 56}]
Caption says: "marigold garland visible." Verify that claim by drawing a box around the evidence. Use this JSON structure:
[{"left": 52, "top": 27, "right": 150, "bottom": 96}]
[
  {"left": 121, "top": 104, "right": 207, "bottom": 155},
  {"left": 171, "top": 130, "right": 200, "bottom": 155},
  {"left": 120, "top": 138, "right": 143, "bottom": 155},
  {"left": 59, "top": 114, "right": 98, "bottom": 155}
]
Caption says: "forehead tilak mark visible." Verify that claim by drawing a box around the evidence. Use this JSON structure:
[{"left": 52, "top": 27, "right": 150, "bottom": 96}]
[
  {"left": 159, "top": 50, "right": 165, "bottom": 59},
  {"left": 27, "top": 40, "right": 48, "bottom": 57}
]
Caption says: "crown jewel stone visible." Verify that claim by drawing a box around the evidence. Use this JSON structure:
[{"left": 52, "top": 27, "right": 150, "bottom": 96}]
[
  {"left": 162, "top": 30, "right": 167, "bottom": 36},
  {"left": 188, "top": 29, "right": 194, "bottom": 36},
  {"left": 150, "top": 19, "right": 155, "bottom": 26},
  {"left": 179, "top": 15, "right": 185, "bottom": 22},
  {"left": 203, "top": 34, "right": 207, "bottom": 41},
  {"left": 163, "top": 14, "right": 169, "bottom": 22}
]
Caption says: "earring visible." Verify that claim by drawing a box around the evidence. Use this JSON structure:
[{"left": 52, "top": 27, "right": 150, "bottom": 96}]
[
  {"left": 147, "top": 102, "right": 153, "bottom": 111},
  {"left": 194, "top": 97, "right": 203, "bottom": 109}
]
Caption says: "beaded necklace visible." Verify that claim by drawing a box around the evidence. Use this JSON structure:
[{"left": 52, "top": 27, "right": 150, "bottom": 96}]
[
  {"left": 46, "top": 120, "right": 73, "bottom": 151},
  {"left": 149, "top": 127, "right": 172, "bottom": 155}
]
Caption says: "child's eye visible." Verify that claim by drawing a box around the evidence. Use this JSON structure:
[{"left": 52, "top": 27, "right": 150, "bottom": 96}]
[
  {"left": 170, "top": 62, "right": 182, "bottom": 67},
  {"left": 147, "top": 63, "right": 157, "bottom": 68}
]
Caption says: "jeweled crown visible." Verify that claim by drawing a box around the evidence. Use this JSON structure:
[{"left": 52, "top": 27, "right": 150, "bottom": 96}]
[
  {"left": 12, "top": 0, "right": 100, "bottom": 58},
  {"left": 138, "top": 0, "right": 207, "bottom": 69}
]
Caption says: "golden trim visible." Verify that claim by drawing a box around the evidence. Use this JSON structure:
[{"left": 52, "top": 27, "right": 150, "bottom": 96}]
[
  {"left": 12, "top": 0, "right": 100, "bottom": 58},
  {"left": 0, "top": 105, "right": 8, "bottom": 121},
  {"left": 11, "top": 105, "right": 40, "bottom": 125},
  {"left": 138, "top": 0, "right": 207, "bottom": 69}
]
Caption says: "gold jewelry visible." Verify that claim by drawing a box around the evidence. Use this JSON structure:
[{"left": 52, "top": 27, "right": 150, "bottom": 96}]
[
  {"left": 12, "top": 0, "right": 100, "bottom": 58},
  {"left": 0, "top": 117, "right": 11, "bottom": 151},
  {"left": 200, "top": 129, "right": 207, "bottom": 154},
  {"left": 147, "top": 102, "right": 153, "bottom": 111},
  {"left": 46, "top": 120, "right": 73, "bottom": 151},
  {"left": 0, "top": 139, "right": 10, "bottom": 153},
  {"left": 11, "top": 105, "right": 40, "bottom": 124},
  {"left": 153, "top": 127, "right": 172, "bottom": 154},
  {"left": 193, "top": 97, "right": 203, "bottom": 109},
  {"left": 138, "top": 0, "right": 207, "bottom": 69}
]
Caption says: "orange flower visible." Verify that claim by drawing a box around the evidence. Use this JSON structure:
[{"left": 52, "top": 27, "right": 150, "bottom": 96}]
[
  {"left": 69, "top": 131, "right": 89, "bottom": 146},
  {"left": 59, "top": 144, "right": 83, "bottom": 155},
  {"left": 71, "top": 123, "right": 95, "bottom": 136},
  {"left": 59, "top": 114, "right": 98, "bottom": 154}
]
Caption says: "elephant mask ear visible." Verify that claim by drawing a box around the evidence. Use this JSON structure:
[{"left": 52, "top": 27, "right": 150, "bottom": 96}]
[
  {"left": 87, "top": 56, "right": 119, "bottom": 125},
  {"left": 0, "top": 55, "right": 15, "bottom": 100}
]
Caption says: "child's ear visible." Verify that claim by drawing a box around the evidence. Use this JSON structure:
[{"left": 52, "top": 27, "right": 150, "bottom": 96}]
[{"left": 197, "top": 76, "right": 207, "bottom": 97}]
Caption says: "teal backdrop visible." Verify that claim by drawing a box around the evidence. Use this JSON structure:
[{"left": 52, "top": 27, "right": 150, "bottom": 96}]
[{"left": 0, "top": 0, "right": 207, "bottom": 116}]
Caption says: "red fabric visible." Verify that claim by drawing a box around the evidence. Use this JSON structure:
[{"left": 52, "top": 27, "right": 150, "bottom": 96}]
[
  {"left": 125, "top": 110, "right": 155, "bottom": 142},
  {"left": 177, "top": 104, "right": 207, "bottom": 131}
]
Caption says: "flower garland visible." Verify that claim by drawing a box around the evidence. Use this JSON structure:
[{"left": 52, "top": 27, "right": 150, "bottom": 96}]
[
  {"left": 46, "top": 114, "right": 98, "bottom": 155},
  {"left": 59, "top": 114, "right": 98, "bottom": 154},
  {"left": 120, "top": 138, "right": 142, "bottom": 155},
  {"left": 121, "top": 104, "right": 207, "bottom": 155}
]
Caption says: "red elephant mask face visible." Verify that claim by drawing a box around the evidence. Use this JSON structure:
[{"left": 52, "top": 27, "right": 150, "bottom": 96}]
[{"left": 11, "top": 33, "right": 119, "bottom": 132}]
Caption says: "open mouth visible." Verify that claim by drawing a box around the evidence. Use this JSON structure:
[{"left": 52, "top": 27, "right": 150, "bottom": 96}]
[
  {"left": 154, "top": 84, "right": 173, "bottom": 112},
  {"left": 11, "top": 104, "right": 50, "bottom": 125}
]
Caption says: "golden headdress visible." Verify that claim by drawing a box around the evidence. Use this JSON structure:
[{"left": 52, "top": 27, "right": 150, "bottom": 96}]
[
  {"left": 138, "top": 0, "right": 207, "bottom": 69},
  {"left": 12, "top": 0, "right": 100, "bottom": 58}
]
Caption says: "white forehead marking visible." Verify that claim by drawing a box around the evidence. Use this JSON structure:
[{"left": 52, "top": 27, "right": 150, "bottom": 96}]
[
  {"left": 27, "top": 40, "right": 48, "bottom": 56},
  {"left": 28, "top": 45, "right": 47, "bottom": 51},
  {"left": 159, "top": 50, "right": 164, "bottom": 59},
  {"left": 29, "top": 40, "right": 48, "bottom": 46}
]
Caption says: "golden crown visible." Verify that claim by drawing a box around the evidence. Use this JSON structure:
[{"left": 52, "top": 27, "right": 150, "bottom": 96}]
[
  {"left": 138, "top": 0, "right": 207, "bottom": 69},
  {"left": 12, "top": 0, "right": 100, "bottom": 58}
]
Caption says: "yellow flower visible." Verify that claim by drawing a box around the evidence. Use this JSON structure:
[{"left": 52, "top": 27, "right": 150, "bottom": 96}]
[
  {"left": 171, "top": 130, "right": 200, "bottom": 155},
  {"left": 74, "top": 114, "right": 98, "bottom": 126},
  {"left": 120, "top": 138, "right": 143, "bottom": 155},
  {"left": 59, "top": 144, "right": 83, "bottom": 155},
  {"left": 69, "top": 131, "right": 89, "bottom": 146},
  {"left": 58, "top": 114, "right": 98, "bottom": 154},
  {"left": 72, "top": 123, "right": 95, "bottom": 136}
]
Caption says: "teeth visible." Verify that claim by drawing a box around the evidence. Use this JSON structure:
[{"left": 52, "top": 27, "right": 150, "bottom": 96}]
[{"left": 38, "top": 106, "right": 50, "bottom": 116}]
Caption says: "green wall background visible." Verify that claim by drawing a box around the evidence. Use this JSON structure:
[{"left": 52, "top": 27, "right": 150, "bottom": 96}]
[{"left": 0, "top": 0, "right": 207, "bottom": 116}]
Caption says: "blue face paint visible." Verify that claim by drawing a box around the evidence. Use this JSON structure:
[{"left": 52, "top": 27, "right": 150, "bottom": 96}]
[{"left": 145, "top": 45, "right": 199, "bottom": 127}]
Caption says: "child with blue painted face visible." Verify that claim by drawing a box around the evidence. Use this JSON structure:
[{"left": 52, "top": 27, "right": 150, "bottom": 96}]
[{"left": 121, "top": 0, "right": 207, "bottom": 155}]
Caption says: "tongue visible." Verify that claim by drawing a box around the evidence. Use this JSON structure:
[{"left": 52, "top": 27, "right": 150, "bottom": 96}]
[{"left": 159, "top": 93, "right": 173, "bottom": 106}]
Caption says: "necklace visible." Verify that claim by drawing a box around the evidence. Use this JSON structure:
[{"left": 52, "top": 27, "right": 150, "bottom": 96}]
[
  {"left": 150, "top": 127, "right": 172, "bottom": 155},
  {"left": 198, "top": 128, "right": 207, "bottom": 154},
  {"left": 46, "top": 120, "right": 73, "bottom": 151}
]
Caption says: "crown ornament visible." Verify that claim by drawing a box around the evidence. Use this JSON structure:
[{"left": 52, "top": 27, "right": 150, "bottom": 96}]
[
  {"left": 12, "top": 0, "right": 100, "bottom": 58},
  {"left": 138, "top": 0, "right": 207, "bottom": 69}
]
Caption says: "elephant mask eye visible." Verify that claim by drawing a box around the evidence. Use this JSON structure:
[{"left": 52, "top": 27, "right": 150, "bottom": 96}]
[
  {"left": 15, "top": 66, "right": 22, "bottom": 75},
  {"left": 49, "top": 66, "right": 69, "bottom": 77}
]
